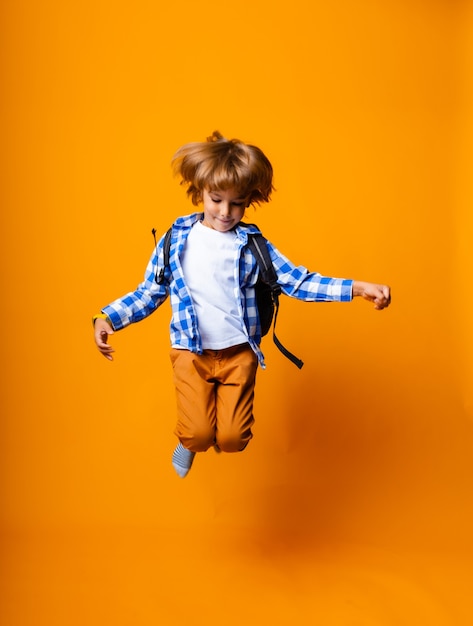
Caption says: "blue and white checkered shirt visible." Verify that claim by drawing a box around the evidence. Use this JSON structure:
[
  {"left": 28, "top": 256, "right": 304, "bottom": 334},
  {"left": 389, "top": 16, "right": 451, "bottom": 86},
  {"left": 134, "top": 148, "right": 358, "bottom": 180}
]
[{"left": 102, "top": 212, "right": 353, "bottom": 368}]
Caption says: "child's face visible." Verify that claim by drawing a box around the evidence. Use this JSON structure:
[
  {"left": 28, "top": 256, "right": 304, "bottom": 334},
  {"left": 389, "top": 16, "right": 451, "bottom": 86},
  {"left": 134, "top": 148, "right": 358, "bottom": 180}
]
[{"left": 201, "top": 188, "right": 247, "bottom": 232}]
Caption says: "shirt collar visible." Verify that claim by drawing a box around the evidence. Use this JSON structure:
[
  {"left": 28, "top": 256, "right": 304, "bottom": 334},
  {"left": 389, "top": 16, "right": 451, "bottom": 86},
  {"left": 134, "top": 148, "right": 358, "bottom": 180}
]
[{"left": 173, "top": 213, "right": 262, "bottom": 241}]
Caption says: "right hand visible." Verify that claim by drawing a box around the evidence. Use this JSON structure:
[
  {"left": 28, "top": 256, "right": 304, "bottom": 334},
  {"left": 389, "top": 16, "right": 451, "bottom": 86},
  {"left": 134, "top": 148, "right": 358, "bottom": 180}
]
[{"left": 94, "top": 318, "right": 115, "bottom": 361}]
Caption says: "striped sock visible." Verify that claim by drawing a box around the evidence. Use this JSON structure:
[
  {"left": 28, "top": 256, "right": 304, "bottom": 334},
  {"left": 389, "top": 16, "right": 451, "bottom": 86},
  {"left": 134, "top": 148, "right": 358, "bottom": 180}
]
[{"left": 172, "top": 443, "right": 196, "bottom": 478}]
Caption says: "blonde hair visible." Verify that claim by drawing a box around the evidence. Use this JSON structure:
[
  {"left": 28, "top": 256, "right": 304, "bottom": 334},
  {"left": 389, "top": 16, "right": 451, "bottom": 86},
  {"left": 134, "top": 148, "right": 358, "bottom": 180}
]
[{"left": 171, "top": 131, "right": 274, "bottom": 206}]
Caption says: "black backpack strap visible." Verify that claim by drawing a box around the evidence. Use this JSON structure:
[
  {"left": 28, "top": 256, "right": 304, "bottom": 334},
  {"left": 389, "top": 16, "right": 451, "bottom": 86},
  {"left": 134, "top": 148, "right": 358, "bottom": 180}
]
[
  {"left": 248, "top": 234, "right": 304, "bottom": 369},
  {"left": 152, "top": 227, "right": 172, "bottom": 284}
]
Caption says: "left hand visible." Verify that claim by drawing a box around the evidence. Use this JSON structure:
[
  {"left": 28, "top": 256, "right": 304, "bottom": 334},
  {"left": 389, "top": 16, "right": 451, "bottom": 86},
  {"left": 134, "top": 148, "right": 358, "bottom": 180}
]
[{"left": 352, "top": 281, "right": 391, "bottom": 310}]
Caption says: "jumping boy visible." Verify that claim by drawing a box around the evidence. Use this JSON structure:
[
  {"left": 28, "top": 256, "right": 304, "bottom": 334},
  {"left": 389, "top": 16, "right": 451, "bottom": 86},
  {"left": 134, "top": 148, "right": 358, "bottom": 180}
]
[{"left": 93, "top": 131, "right": 391, "bottom": 478}]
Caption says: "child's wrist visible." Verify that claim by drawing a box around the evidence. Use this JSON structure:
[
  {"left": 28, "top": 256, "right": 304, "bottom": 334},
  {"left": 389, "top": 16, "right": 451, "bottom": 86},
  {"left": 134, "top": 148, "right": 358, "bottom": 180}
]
[
  {"left": 92, "top": 313, "right": 113, "bottom": 327},
  {"left": 352, "top": 281, "right": 361, "bottom": 297}
]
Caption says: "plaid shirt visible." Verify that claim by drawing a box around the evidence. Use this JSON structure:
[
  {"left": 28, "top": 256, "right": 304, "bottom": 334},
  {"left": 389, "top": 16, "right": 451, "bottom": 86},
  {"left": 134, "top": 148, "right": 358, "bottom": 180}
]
[{"left": 102, "top": 212, "right": 353, "bottom": 368}]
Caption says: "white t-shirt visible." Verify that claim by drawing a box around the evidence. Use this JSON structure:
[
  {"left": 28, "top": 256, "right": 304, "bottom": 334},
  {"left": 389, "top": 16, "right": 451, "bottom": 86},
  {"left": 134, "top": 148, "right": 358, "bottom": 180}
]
[{"left": 180, "top": 221, "right": 248, "bottom": 349}]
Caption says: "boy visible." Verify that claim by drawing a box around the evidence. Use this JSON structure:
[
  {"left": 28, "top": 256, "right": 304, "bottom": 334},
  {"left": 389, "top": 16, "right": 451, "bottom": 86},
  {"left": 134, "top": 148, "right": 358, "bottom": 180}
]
[{"left": 93, "top": 131, "right": 391, "bottom": 478}]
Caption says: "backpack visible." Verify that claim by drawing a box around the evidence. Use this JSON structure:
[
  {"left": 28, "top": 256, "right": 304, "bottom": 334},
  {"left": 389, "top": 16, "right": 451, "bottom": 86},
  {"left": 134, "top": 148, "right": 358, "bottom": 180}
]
[{"left": 152, "top": 226, "right": 304, "bottom": 369}]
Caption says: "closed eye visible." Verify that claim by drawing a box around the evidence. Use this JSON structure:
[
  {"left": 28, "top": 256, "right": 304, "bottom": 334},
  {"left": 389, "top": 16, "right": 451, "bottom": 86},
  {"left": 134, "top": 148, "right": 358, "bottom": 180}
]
[{"left": 210, "top": 198, "right": 244, "bottom": 207}]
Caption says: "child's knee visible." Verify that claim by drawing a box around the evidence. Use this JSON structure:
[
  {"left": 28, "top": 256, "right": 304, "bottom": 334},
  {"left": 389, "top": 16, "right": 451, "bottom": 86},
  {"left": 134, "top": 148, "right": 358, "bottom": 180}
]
[
  {"left": 216, "top": 429, "right": 252, "bottom": 453},
  {"left": 180, "top": 425, "right": 215, "bottom": 452}
]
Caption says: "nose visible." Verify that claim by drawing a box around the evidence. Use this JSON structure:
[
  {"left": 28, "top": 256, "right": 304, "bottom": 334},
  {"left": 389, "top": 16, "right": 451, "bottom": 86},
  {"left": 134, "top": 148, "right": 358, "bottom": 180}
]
[{"left": 219, "top": 202, "right": 231, "bottom": 217}]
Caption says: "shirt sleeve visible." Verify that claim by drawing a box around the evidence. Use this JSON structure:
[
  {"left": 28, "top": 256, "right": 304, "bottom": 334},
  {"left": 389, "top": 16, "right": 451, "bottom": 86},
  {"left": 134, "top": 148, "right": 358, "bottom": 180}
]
[
  {"left": 266, "top": 240, "right": 353, "bottom": 302},
  {"left": 101, "top": 235, "right": 170, "bottom": 330}
]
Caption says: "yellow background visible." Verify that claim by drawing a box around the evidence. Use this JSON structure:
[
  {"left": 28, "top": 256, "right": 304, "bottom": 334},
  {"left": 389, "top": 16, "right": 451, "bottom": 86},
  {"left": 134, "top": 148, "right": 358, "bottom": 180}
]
[{"left": 1, "top": 0, "right": 473, "bottom": 624}]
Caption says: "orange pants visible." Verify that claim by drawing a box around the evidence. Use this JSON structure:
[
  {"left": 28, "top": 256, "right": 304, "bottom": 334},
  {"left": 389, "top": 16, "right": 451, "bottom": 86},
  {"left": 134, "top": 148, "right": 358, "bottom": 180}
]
[{"left": 170, "top": 344, "right": 258, "bottom": 453}]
